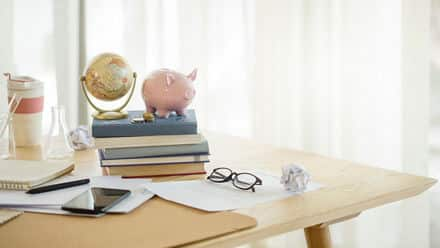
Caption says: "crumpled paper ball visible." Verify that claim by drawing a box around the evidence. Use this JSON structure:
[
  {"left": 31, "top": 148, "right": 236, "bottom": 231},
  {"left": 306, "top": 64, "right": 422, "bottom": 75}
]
[
  {"left": 69, "top": 126, "right": 94, "bottom": 150},
  {"left": 280, "top": 164, "right": 310, "bottom": 192}
]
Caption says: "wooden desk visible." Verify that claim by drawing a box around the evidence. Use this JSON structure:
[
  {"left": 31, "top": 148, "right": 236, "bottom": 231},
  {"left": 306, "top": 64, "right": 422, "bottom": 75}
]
[{"left": 3, "top": 132, "right": 437, "bottom": 248}]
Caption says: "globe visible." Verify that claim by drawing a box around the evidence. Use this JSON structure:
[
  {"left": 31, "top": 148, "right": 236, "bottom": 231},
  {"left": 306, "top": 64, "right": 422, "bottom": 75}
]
[
  {"left": 80, "top": 53, "right": 137, "bottom": 120},
  {"left": 83, "top": 53, "right": 134, "bottom": 101}
]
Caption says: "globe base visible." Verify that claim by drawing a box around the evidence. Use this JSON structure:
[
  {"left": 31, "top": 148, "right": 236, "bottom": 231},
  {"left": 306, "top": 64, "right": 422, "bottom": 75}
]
[{"left": 93, "top": 111, "right": 128, "bottom": 120}]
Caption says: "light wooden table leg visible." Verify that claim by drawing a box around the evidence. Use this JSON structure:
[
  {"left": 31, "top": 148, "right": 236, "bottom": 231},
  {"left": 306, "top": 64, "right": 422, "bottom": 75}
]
[
  {"left": 303, "top": 213, "right": 360, "bottom": 248},
  {"left": 304, "top": 225, "right": 332, "bottom": 248}
]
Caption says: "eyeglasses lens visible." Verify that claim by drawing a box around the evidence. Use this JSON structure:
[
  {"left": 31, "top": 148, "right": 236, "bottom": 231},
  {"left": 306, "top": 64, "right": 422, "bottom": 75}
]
[
  {"left": 233, "top": 173, "right": 258, "bottom": 189},
  {"left": 208, "top": 168, "right": 232, "bottom": 182}
]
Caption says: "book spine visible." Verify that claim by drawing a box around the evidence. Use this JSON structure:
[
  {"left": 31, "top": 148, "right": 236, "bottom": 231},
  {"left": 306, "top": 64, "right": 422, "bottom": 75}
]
[
  {"left": 94, "top": 134, "right": 203, "bottom": 149},
  {"left": 92, "top": 123, "right": 197, "bottom": 138},
  {"left": 100, "top": 160, "right": 210, "bottom": 167},
  {"left": 101, "top": 143, "right": 209, "bottom": 160},
  {"left": 121, "top": 171, "right": 206, "bottom": 178}
]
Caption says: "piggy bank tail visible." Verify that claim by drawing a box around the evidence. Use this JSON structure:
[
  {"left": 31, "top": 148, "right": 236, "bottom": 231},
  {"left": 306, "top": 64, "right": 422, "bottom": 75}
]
[{"left": 184, "top": 89, "right": 196, "bottom": 100}]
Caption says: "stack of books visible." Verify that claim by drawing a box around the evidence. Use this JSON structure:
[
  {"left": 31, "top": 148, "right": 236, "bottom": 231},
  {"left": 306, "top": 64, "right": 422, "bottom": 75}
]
[{"left": 93, "top": 110, "right": 209, "bottom": 178}]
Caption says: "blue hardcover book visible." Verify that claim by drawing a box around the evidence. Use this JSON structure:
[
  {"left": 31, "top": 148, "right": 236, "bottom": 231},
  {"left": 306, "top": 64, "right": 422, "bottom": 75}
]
[{"left": 92, "top": 110, "right": 197, "bottom": 138}]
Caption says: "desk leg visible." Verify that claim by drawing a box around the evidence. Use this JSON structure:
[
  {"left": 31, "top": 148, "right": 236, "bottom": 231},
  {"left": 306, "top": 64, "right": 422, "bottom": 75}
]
[
  {"left": 304, "top": 213, "right": 360, "bottom": 248},
  {"left": 304, "top": 225, "right": 332, "bottom": 248}
]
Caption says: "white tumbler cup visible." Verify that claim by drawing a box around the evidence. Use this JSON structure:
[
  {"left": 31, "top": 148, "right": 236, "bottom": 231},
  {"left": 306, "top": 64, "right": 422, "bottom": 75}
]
[{"left": 5, "top": 73, "right": 44, "bottom": 147}]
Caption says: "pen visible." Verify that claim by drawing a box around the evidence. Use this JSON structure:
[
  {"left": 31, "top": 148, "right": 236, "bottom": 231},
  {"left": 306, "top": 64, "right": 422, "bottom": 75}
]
[{"left": 26, "top": 178, "right": 90, "bottom": 194}]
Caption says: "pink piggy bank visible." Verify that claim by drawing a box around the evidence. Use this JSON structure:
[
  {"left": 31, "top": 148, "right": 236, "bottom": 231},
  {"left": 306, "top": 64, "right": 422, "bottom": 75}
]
[{"left": 142, "top": 68, "right": 197, "bottom": 118}]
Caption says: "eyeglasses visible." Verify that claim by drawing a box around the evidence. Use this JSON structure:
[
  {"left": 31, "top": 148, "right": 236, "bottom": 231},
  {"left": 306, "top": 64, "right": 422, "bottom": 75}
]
[{"left": 207, "top": 167, "right": 263, "bottom": 192}]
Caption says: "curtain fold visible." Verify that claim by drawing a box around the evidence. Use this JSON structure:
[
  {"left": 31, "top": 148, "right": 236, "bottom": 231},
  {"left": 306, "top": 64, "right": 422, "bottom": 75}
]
[{"left": 53, "top": 0, "right": 82, "bottom": 128}]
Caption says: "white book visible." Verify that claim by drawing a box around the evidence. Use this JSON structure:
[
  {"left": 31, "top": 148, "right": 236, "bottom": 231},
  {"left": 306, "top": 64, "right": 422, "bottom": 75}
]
[{"left": 94, "top": 134, "right": 203, "bottom": 149}]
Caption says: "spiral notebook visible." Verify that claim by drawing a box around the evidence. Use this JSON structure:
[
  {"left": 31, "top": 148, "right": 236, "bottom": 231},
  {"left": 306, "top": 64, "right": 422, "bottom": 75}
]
[{"left": 0, "top": 160, "right": 74, "bottom": 190}]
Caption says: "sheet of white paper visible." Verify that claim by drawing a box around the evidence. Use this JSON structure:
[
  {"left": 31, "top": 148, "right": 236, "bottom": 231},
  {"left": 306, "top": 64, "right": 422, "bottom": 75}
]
[
  {"left": 0, "top": 176, "right": 154, "bottom": 215},
  {"left": 145, "top": 170, "right": 322, "bottom": 212}
]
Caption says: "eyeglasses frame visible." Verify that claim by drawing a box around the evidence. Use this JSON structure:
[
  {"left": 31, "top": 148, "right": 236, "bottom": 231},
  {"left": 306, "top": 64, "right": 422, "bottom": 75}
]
[{"left": 207, "top": 167, "right": 263, "bottom": 192}]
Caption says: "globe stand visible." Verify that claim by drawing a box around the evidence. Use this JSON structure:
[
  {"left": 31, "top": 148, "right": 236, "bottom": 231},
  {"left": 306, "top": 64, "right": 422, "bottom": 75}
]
[
  {"left": 92, "top": 111, "right": 128, "bottom": 120},
  {"left": 80, "top": 72, "right": 137, "bottom": 120}
]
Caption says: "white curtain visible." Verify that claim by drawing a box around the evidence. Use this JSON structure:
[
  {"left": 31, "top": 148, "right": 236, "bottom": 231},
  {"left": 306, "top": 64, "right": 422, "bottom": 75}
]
[{"left": 0, "top": 0, "right": 431, "bottom": 247}]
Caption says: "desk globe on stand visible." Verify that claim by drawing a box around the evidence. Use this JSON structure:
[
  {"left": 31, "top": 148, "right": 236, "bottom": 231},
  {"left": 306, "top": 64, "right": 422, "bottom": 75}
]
[{"left": 80, "top": 53, "right": 136, "bottom": 120}]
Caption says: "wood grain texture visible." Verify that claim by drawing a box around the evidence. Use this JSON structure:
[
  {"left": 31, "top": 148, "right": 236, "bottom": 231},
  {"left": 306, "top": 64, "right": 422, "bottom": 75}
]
[{"left": 2, "top": 131, "right": 436, "bottom": 248}]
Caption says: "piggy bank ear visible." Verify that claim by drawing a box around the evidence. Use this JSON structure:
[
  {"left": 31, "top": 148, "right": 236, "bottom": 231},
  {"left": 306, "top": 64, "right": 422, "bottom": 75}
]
[
  {"left": 166, "top": 73, "right": 175, "bottom": 86},
  {"left": 187, "top": 68, "right": 197, "bottom": 82}
]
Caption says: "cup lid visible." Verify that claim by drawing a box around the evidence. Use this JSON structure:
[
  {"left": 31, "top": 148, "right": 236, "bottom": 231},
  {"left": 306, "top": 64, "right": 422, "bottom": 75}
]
[{"left": 4, "top": 73, "right": 43, "bottom": 90}]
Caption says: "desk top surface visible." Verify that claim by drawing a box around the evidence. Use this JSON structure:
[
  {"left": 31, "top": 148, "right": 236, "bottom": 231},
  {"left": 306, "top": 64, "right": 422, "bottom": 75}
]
[{"left": 3, "top": 132, "right": 437, "bottom": 248}]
